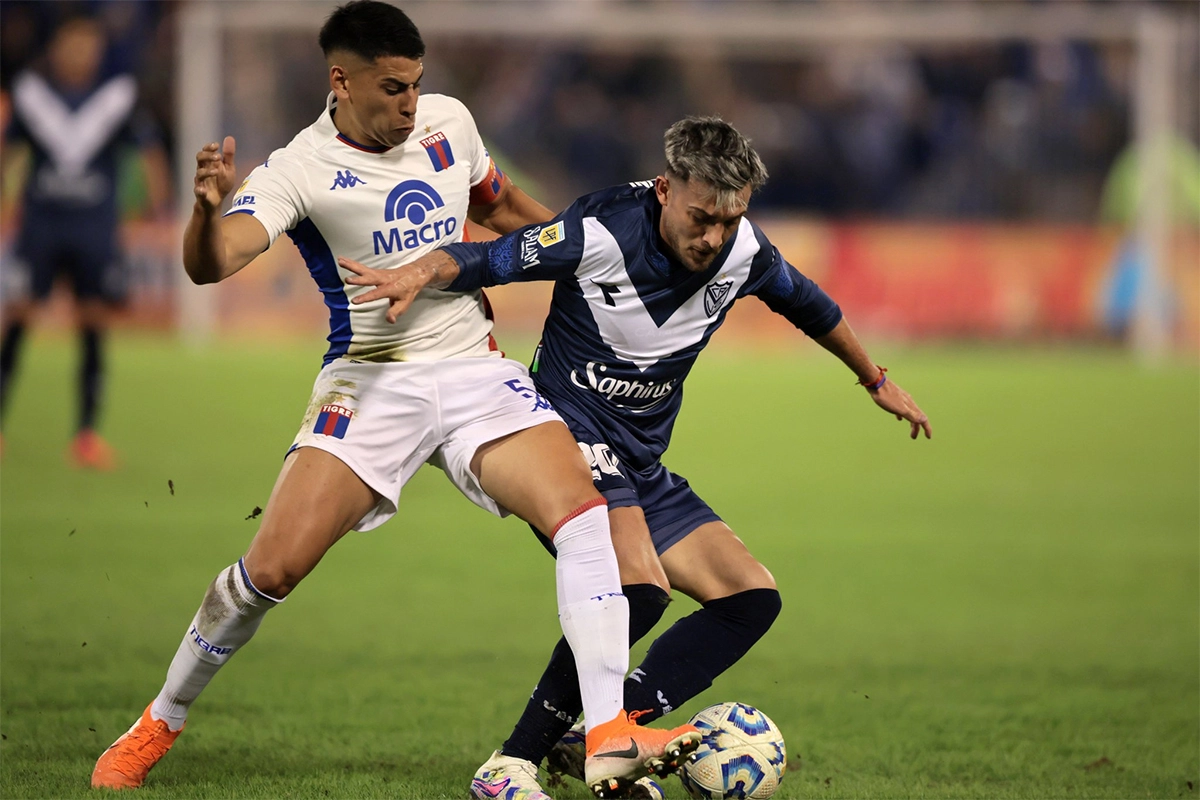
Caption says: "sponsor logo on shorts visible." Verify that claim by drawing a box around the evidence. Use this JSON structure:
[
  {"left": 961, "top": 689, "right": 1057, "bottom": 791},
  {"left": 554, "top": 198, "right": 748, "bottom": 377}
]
[
  {"left": 314, "top": 404, "right": 353, "bottom": 438},
  {"left": 189, "top": 625, "right": 233, "bottom": 656},
  {"left": 570, "top": 361, "right": 677, "bottom": 409}
]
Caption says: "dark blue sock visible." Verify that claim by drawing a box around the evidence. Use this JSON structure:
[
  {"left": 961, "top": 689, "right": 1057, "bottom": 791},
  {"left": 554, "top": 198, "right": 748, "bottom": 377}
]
[
  {"left": 623, "top": 588, "right": 782, "bottom": 723},
  {"left": 501, "top": 583, "right": 670, "bottom": 764},
  {"left": 79, "top": 328, "right": 103, "bottom": 432},
  {"left": 0, "top": 322, "right": 26, "bottom": 423}
]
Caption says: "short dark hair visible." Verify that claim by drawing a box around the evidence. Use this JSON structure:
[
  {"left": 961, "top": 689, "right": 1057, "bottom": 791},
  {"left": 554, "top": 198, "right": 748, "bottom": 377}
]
[{"left": 318, "top": 1, "right": 425, "bottom": 62}]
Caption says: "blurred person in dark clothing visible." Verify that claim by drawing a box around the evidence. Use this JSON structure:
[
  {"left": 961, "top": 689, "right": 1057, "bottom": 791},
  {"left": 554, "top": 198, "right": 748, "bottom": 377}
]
[{"left": 0, "top": 15, "right": 170, "bottom": 467}]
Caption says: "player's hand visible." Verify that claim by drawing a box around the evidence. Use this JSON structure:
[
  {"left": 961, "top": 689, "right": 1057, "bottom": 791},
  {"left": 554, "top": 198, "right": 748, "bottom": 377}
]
[
  {"left": 193, "top": 136, "right": 238, "bottom": 212},
  {"left": 870, "top": 379, "right": 931, "bottom": 440},
  {"left": 340, "top": 257, "right": 428, "bottom": 323}
]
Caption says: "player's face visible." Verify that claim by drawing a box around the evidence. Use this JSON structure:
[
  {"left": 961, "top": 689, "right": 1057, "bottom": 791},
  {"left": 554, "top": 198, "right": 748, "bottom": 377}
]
[
  {"left": 329, "top": 53, "right": 423, "bottom": 149},
  {"left": 655, "top": 175, "right": 751, "bottom": 273},
  {"left": 49, "top": 21, "right": 105, "bottom": 89}
]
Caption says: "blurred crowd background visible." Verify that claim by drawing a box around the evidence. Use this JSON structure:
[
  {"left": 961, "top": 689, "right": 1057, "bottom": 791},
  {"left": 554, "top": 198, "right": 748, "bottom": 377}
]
[{"left": 1, "top": 0, "right": 1198, "bottom": 346}]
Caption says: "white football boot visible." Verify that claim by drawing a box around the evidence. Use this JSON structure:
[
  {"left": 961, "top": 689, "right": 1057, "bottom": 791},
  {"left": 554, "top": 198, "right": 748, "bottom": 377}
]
[{"left": 470, "top": 750, "right": 553, "bottom": 800}]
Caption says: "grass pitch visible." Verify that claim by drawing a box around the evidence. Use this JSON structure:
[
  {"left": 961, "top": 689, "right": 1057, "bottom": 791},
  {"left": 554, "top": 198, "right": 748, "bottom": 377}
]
[{"left": 1, "top": 334, "right": 1197, "bottom": 799}]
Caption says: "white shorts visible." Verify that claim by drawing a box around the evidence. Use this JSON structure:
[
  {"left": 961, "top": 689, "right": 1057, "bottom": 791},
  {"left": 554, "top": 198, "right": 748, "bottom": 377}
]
[{"left": 288, "top": 356, "right": 563, "bottom": 531}]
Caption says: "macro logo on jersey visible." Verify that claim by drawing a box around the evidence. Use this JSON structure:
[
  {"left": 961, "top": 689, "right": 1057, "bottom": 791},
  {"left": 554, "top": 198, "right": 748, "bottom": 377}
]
[
  {"left": 704, "top": 279, "right": 734, "bottom": 317},
  {"left": 373, "top": 179, "right": 458, "bottom": 255},
  {"left": 329, "top": 169, "right": 366, "bottom": 190},
  {"left": 420, "top": 132, "right": 455, "bottom": 171},
  {"left": 313, "top": 404, "right": 353, "bottom": 438},
  {"left": 570, "top": 361, "right": 677, "bottom": 410}
]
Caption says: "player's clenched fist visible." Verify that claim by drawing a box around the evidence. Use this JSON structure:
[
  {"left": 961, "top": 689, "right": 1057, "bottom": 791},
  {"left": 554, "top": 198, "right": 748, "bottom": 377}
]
[{"left": 193, "top": 135, "right": 238, "bottom": 211}]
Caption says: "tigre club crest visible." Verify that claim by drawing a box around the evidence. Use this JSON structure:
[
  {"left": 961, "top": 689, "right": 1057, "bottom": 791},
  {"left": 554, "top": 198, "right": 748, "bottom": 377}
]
[{"left": 704, "top": 279, "right": 734, "bottom": 317}]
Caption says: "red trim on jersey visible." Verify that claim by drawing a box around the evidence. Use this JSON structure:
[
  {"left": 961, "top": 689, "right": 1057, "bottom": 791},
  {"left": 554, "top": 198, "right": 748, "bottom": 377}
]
[
  {"left": 335, "top": 133, "right": 389, "bottom": 153},
  {"left": 550, "top": 498, "right": 609, "bottom": 539},
  {"left": 469, "top": 159, "right": 509, "bottom": 206},
  {"left": 480, "top": 290, "right": 502, "bottom": 355}
]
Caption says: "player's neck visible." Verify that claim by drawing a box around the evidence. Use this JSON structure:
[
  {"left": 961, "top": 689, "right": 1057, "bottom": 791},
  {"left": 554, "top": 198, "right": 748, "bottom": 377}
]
[{"left": 330, "top": 107, "right": 388, "bottom": 151}]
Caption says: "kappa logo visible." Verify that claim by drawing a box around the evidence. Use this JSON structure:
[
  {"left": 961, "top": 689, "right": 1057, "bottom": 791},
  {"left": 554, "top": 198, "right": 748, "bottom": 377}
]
[
  {"left": 329, "top": 169, "right": 366, "bottom": 190},
  {"left": 704, "top": 279, "right": 734, "bottom": 317}
]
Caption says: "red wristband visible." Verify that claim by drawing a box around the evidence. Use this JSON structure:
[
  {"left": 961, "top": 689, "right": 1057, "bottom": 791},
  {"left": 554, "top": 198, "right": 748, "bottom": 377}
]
[{"left": 857, "top": 367, "right": 887, "bottom": 391}]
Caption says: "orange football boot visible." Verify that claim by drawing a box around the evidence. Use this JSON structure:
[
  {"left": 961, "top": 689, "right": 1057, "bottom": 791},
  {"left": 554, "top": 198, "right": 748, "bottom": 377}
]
[
  {"left": 91, "top": 704, "right": 182, "bottom": 789},
  {"left": 70, "top": 429, "right": 116, "bottom": 470},
  {"left": 585, "top": 709, "right": 701, "bottom": 798}
]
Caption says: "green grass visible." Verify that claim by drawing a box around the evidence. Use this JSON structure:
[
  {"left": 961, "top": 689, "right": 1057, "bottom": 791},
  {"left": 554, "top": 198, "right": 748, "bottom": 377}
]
[{"left": 1, "top": 334, "right": 1197, "bottom": 799}]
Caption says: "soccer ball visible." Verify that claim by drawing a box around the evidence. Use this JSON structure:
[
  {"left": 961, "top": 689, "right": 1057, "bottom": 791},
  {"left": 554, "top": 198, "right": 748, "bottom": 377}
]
[{"left": 679, "top": 702, "right": 787, "bottom": 800}]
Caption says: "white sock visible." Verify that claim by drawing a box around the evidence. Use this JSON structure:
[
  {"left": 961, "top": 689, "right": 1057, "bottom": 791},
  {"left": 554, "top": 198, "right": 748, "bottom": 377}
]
[
  {"left": 150, "top": 559, "right": 281, "bottom": 730},
  {"left": 552, "top": 501, "right": 628, "bottom": 733}
]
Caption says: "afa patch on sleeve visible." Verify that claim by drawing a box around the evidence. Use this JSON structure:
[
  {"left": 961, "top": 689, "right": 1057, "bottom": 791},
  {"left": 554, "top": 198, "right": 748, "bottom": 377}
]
[{"left": 537, "top": 221, "right": 566, "bottom": 248}]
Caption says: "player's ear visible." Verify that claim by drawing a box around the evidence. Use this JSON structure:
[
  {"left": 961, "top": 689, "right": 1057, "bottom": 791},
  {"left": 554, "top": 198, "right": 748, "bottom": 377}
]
[
  {"left": 654, "top": 175, "right": 670, "bottom": 207},
  {"left": 329, "top": 64, "right": 350, "bottom": 99}
]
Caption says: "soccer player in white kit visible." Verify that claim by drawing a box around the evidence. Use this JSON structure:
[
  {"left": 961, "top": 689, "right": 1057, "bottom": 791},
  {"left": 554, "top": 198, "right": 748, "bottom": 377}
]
[{"left": 90, "top": 3, "right": 697, "bottom": 795}]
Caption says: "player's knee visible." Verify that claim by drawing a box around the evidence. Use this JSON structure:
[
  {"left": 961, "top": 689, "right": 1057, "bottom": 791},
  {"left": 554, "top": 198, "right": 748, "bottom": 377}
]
[
  {"left": 705, "top": 587, "right": 782, "bottom": 641},
  {"left": 540, "top": 487, "right": 606, "bottom": 539},
  {"left": 241, "top": 558, "right": 303, "bottom": 599}
]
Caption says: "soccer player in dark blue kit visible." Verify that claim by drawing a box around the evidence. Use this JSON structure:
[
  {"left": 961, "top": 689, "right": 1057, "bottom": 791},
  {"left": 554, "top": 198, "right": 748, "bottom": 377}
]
[
  {"left": 0, "top": 16, "right": 169, "bottom": 467},
  {"left": 341, "top": 116, "right": 931, "bottom": 799}
]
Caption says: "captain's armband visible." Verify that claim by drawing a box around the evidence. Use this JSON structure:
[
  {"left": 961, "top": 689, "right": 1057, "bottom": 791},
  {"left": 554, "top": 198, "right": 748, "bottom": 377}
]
[{"left": 469, "top": 158, "right": 508, "bottom": 206}]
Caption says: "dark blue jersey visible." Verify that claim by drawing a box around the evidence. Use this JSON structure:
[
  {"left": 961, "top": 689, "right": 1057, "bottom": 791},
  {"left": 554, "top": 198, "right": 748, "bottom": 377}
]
[
  {"left": 443, "top": 181, "right": 842, "bottom": 469},
  {"left": 8, "top": 69, "right": 144, "bottom": 224}
]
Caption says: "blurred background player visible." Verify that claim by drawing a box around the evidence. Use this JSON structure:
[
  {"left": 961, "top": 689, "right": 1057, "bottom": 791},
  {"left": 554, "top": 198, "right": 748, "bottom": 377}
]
[
  {"left": 90, "top": 3, "right": 696, "bottom": 795},
  {"left": 341, "top": 115, "right": 930, "bottom": 799},
  {"left": 0, "top": 14, "right": 170, "bottom": 467}
]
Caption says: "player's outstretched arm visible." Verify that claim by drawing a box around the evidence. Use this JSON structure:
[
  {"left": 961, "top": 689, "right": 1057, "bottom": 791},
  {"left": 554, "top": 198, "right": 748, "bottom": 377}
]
[
  {"left": 183, "top": 136, "right": 268, "bottom": 285},
  {"left": 814, "top": 319, "right": 932, "bottom": 440},
  {"left": 340, "top": 251, "right": 462, "bottom": 324},
  {"left": 468, "top": 182, "right": 555, "bottom": 235}
]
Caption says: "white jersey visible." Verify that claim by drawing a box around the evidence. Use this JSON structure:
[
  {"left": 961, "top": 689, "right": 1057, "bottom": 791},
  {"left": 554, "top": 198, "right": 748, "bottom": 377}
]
[{"left": 226, "top": 92, "right": 499, "bottom": 364}]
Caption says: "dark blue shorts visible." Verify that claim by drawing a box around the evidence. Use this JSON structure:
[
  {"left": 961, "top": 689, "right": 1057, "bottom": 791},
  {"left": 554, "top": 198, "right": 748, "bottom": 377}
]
[
  {"left": 535, "top": 410, "right": 721, "bottom": 558},
  {"left": 14, "top": 212, "right": 123, "bottom": 302}
]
